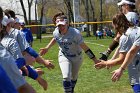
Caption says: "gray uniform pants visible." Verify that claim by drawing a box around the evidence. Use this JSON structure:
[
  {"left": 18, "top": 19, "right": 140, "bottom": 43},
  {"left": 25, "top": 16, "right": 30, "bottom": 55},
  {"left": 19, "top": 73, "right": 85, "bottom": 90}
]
[{"left": 58, "top": 52, "right": 83, "bottom": 81}]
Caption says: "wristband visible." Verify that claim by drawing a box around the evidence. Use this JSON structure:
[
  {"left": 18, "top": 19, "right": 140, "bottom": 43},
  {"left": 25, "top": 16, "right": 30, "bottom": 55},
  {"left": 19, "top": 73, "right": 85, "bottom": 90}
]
[
  {"left": 85, "top": 49, "right": 95, "bottom": 59},
  {"left": 15, "top": 58, "right": 26, "bottom": 69},
  {"left": 25, "top": 47, "right": 39, "bottom": 58},
  {"left": 109, "top": 40, "right": 119, "bottom": 51}
]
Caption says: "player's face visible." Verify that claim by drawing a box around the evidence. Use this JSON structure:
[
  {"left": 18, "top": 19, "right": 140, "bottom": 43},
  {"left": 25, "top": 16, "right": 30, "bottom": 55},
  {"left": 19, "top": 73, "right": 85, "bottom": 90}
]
[
  {"left": 58, "top": 24, "right": 67, "bottom": 32},
  {"left": 120, "top": 4, "right": 128, "bottom": 14},
  {"left": 56, "top": 18, "right": 68, "bottom": 32},
  {"left": 14, "top": 22, "right": 21, "bottom": 30}
]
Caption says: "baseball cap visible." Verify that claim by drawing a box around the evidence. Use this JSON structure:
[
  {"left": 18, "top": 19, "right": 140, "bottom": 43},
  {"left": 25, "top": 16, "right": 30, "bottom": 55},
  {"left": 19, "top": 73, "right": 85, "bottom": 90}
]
[
  {"left": 19, "top": 20, "right": 25, "bottom": 25},
  {"left": 14, "top": 17, "right": 20, "bottom": 23},
  {"left": 117, "top": 0, "right": 135, "bottom": 6},
  {"left": 1, "top": 15, "right": 14, "bottom": 26},
  {"left": 56, "top": 19, "right": 67, "bottom": 26}
]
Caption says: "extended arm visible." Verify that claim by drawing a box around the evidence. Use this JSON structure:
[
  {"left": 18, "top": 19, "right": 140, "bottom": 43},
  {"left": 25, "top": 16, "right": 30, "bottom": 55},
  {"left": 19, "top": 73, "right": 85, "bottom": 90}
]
[
  {"left": 100, "top": 32, "right": 121, "bottom": 60},
  {"left": 80, "top": 42, "right": 100, "bottom": 64},
  {"left": 111, "top": 45, "right": 139, "bottom": 82},
  {"left": 40, "top": 38, "right": 56, "bottom": 56}
]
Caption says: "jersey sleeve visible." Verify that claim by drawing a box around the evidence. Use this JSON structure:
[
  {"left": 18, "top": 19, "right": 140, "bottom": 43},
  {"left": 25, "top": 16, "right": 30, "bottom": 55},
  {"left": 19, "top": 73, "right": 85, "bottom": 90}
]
[
  {"left": 17, "top": 31, "right": 30, "bottom": 51},
  {"left": 119, "top": 35, "right": 131, "bottom": 53},
  {"left": 28, "top": 29, "right": 33, "bottom": 42},
  {"left": 133, "top": 34, "right": 140, "bottom": 46},
  {"left": 8, "top": 39, "right": 24, "bottom": 59},
  {"left": 73, "top": 29, "right": 84, "bottom": 45}
]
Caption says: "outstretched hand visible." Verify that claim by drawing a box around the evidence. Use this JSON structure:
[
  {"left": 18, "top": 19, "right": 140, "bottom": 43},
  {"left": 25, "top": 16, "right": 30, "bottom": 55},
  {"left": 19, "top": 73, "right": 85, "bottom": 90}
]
[
  {"left": 40, "top": 48, "right": 48, "bottom": 56},
  {"left": 111, "top": 68, "right": 124, "bottom": 82},
  {"left": 44, "top": 60, "right": 55, "bottom": 70},
  {"left": 94, "top": 60, "right": 107, "bottom": 69}
]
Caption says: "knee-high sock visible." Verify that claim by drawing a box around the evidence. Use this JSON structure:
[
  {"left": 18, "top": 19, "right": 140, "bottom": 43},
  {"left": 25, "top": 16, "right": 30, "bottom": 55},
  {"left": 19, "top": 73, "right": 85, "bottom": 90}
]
[
  {"left": 132, "top": 84, "right": 140, "bottom": 93},
  {"left": 63, "top": 80, "right": 72, "bottom": 93},
  {"left": 71, "top": 80, "right": 77, "bottom": 93}
]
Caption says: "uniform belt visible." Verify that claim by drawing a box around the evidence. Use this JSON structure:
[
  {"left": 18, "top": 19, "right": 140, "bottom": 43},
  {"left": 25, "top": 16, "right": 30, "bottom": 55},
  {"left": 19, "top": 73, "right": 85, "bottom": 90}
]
[{"left": 61, "top": 51, "right": 82, "bottom": 57}]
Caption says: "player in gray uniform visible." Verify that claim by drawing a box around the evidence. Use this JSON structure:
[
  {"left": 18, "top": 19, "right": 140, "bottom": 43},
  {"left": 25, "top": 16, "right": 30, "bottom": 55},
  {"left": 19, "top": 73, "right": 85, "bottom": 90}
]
[
  {"left": 0, "top": 43, "right": 38, "bottom": 93},
  {"left": 0, "top": 6, "right": 37, "bottom": 93},
  {"left": 0, "top": 33, "right": 48, "bottom": 90},
  {"left": 2, "top": 11, "right": 54, "bottom": 70},
  {"left": 40, "top": 13, "right": 100, "bottom": 93},
  {"left": 100, "top": 0, "right": 139, "bottom": 61},
  {"left": 95, "top": 13, "right": 140, "bottom": 93},
  {"left": 0, "top": 6, "right": 18, "bottom": 93}
]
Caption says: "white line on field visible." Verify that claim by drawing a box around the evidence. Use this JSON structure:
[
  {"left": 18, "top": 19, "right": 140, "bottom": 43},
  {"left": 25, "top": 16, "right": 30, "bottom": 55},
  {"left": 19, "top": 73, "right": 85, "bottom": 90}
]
[{"left": 85, "top": 41, "right": 108, "bottom": 47}]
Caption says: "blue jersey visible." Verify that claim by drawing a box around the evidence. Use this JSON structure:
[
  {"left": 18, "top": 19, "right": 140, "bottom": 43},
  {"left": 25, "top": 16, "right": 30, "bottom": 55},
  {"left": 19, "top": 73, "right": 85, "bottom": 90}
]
[
  {"left": 0, "top": 65, "right": 18, "bottom": 93},
  {"left": 21, "top": 28, "right": 33, "bottom": 43}
]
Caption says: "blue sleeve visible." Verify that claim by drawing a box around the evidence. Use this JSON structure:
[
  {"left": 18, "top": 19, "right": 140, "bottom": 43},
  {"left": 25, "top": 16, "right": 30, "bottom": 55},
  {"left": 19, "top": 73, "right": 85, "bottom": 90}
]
[
  {"left": 15, "top": 58, "right": 26, "bottom": 69},
  {"left": 0, "top": 65, "right": 18, "bottom": 93},
  {"left": 25, "top": 47, "right": 39, "bottom": 58},
  {"left": 22, "top": 66, "right": 38, "bottom": 80},
  {"left": 28, "top": 29, "right": 33, "bottom": 42}
]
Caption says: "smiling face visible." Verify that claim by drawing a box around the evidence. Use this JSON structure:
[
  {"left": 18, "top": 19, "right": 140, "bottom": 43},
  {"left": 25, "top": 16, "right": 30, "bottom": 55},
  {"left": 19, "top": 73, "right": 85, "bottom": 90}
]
[
  {"left": 120, "top": 3, "right": 130, "bottom": 14},
  {"left": 55, "top": 18, "right": 68, "bottom": 34}
]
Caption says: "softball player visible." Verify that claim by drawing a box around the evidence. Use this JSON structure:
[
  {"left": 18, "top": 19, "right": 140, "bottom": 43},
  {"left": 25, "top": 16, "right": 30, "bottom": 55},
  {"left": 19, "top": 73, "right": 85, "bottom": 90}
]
[
  {"left": 0, "top": 43, "right": 37, "bottom": 93},
  {"left": 100, "top": 0, "right": 139, "bottom": 61},
  {"left": 0, "top": 34, "right": 48, "bottom": 90},
  {"left": 95, "top": 13, "right": 140, "bottom": 93},
  {"left": 0, "top": 6, "right": 36, "bottom": 93},
  {"left": 2, "top": 10, "right": 54, "bottom": 70},
  {"left": 40, "top": 13, "right": 100, "bottom": 93}
]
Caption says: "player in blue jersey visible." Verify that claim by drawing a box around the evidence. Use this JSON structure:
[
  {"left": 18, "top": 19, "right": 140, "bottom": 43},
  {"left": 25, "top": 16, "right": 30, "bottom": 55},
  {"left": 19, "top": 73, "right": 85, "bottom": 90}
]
[
  {"left": 20, "top": 21, "right": 33, "bottom": 47},
  {"left": 40, "top": 13, "right": 100, "bottom": 93}
]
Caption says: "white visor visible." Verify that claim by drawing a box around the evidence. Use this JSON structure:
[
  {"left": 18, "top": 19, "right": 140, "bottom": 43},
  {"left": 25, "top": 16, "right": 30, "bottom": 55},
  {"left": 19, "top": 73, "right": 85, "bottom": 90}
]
[
  {"left": 117, "top": 0, "right": 135, "bottom": 6},
  {"left": 56, "top": 19, "right": 67, "bottom": 26},
  {"left": 14, "top": 17, "right": 20, "bottom": 23},
  {"left": 1, "top": 16, "right": 14, "bottom": 26}
]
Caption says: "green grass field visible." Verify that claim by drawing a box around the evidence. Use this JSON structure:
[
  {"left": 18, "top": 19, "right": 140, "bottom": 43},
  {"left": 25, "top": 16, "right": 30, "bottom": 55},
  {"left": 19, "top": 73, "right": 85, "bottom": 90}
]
[{"left": 28, "top": 34, "right": 133, "bottom": 93}]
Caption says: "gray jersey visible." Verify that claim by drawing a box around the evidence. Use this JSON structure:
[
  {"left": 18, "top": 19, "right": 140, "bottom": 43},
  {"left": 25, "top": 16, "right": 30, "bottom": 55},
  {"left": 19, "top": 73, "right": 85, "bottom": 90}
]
[
  {"left": 133, "top": 27, "right": 140, "bottom": 47},
  {"left": 53, "top": 27, "right": 83, "bottom": 56},
  {"left": 125, "top": 12, "right": 139, "bottom": 26},
  {"left": 1, "top": 35, "right": 23, "bottom": 59},
  {"left": 0, "top": 43, "right": 26, "bottom": 88},
  {"left": 8, "top": 28, "right": 29, "bottom": 51},
  {"left": 54, "top": 27, "right": 83, "bottom": 80},
  {"left": 119, "top": 26, "right": 140, "bottom": 85}
]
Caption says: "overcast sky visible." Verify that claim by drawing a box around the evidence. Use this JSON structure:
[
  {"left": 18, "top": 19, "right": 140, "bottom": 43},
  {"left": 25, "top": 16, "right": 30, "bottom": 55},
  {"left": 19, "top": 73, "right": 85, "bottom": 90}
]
[{"left": 0, "top": 0, "right": 37, "bottom": 20}]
